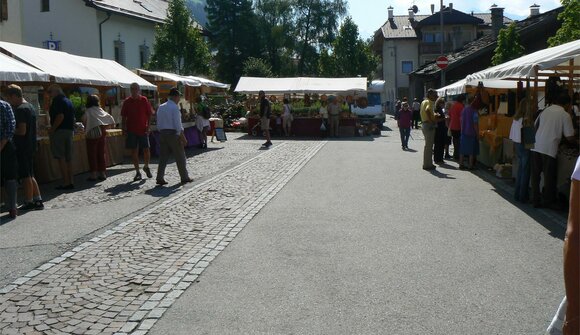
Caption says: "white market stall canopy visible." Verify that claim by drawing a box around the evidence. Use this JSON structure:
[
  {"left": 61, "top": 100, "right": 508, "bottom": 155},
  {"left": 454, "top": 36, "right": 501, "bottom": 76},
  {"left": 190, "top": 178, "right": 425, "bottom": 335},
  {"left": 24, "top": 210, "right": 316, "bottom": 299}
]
[
  {"left": 466, "top": 39, "right": 580, "bottom": 82},
  {"left": 136, "top": 69, "right": 231, "bottom": 89},
  {"left": 136, "top": 69, "right": 202, "bottom": 87},
  {"left": 437, "top": 78, "right": 547, "bottom": 96},
  {"left": 0, "top": 41, "right": 156, "bottom": 89},
  {"left": 235, "top": 77, "right": 368, "bottom": 95},
  {"left": 0, "top": 52, "right": 49, "bottom": 83}
]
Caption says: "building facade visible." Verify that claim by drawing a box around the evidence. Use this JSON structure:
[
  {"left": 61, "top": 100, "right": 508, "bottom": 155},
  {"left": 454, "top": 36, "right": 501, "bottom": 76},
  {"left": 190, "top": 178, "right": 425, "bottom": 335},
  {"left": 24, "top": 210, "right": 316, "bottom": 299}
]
[
  {"left": 12, "top": 0, "right": 170, "bottom": 70},
  {"left": 373, "top": 3, "right": 513, "bottom": 108},
  {"left": 0, "top": 0, "right": 23, "bottom": 44}
]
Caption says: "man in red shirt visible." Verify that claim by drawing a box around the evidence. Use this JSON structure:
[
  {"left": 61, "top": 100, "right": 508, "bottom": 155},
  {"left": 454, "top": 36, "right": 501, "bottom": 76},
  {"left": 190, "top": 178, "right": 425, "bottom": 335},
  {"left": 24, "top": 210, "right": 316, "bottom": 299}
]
[
  {"left": 121, "top": 83, "right": 154, "bottom": 181},
  {"left": 448, "top": 94, "right": 465, "bottom": 160}
]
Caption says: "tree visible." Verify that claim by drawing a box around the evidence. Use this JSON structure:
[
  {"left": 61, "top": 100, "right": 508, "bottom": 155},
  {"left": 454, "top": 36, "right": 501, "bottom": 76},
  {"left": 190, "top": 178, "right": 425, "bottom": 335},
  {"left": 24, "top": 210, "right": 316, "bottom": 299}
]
[
  {"left": 548, "top": 0, "right": 580, "bottom": 46},
  {"left": 318, "top": 17, "right": 378, "bottom": 79},
  {"left": 242, "top": 57, "right": 274, "bottom": 77},
  {"left": 255, "top": 0, "right": 296, "bottom": 76},
  {"left": 148, "top": 0, "right": 211, "bottom": 75},
  {"left": 491, "top": 22, "right": 525, "bottom": 66},
  {"left": 206, "top": 0, "right": 261, "bottom": 84},
  {"left": 293, "top": 0, "right": 347, "bottom": 75}
]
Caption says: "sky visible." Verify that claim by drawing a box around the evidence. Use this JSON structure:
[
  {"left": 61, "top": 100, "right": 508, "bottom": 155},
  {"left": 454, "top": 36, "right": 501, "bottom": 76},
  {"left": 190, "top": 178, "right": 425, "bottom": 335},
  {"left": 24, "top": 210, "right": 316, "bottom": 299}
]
[{"left": 347, "top": 0, "right": 562, "bottom": 38}]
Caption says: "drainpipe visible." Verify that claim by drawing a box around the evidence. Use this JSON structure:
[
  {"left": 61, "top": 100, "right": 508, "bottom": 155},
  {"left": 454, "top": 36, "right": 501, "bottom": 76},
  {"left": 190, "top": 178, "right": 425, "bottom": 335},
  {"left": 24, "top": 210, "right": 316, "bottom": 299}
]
[{"left": 99, "top": 12, "right": 112, "bottom": 58}]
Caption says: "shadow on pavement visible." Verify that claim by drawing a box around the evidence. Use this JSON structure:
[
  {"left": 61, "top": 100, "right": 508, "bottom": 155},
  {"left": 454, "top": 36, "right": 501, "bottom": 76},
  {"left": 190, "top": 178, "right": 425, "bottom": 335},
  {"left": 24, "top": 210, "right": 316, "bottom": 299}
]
[
  {"left": 103, "top": 180, "right": 147, "bottom": 197},
  {"left": 428, "top": 169, "right": 456, "bottom": 179},
  {"left": 144, "top": 184, "right": 182, "bottom": 198}
]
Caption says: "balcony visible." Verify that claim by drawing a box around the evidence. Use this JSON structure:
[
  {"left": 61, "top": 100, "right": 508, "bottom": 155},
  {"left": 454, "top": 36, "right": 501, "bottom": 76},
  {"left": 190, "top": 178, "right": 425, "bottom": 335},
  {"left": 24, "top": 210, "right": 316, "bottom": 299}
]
[{"left": 420, "top": 42, "right": 455, "bottom": 55}]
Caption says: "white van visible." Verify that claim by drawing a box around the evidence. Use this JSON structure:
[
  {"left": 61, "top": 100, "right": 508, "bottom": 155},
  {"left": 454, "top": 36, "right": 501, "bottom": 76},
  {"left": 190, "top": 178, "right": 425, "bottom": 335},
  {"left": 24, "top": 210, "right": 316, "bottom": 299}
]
[{"left": 351, "top": 80, "right": 387, "bottom": 127}]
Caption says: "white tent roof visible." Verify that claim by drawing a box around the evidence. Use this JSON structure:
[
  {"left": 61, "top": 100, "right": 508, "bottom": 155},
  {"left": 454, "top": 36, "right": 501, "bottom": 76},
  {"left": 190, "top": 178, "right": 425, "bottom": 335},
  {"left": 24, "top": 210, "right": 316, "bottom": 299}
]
[
  {"left": 0, "top": 41, "right": 156, "bottom": 89},
  {"left": 437, "top": 78, "right": 548, "bottom": 96},
  {"left": 466, "top": 39, "right": 580, "bottom": 82},
  {"left": 185, "top": 76, "right": 230, "bottom": 89},
  {"left": 235, "top": 77, "right": 367, "bottom": 95},
  {"left": 136, "top": 69, "right": 202, "bottom": 87},
  {"left": 0, "top": 52, "right": 49, "bottom": 82}
]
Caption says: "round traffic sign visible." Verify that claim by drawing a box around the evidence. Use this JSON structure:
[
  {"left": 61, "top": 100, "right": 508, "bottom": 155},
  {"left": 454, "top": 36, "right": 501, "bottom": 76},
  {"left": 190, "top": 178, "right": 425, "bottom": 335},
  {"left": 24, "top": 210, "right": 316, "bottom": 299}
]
[{"left": 436, "top": 56, "right": 449, "bottom": 69}]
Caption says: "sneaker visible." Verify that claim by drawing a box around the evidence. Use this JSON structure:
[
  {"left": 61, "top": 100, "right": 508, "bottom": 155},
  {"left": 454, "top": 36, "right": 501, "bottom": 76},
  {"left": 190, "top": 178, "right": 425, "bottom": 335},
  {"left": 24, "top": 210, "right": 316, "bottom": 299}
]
[
  {"left": 134, "top": 173, "right": 142, "bottom": 181},
  {"left": 265, "top": 141, "right": 273, "bottom": 147},
  {"left": 143, "top": 166, "right": 152, "bottom": 179},
  {"left": 97, "top": 175, "right": 107, "bottom": 181},
  {"left": 180, "top": 178, "right": 193, "bottom": 184},
  {"left": 156, "top": 180, "right": 168, "bottom": 186},
  {"left": 34, "top": 201, "right": 44, "bottom": 210},
  {"left": 18, "top": 202, "right": 37, "bottom": 211}
]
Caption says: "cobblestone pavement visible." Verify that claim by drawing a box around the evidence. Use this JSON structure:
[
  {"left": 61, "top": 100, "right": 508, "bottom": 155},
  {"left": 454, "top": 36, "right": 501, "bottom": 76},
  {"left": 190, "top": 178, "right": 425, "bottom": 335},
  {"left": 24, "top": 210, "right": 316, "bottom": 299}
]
[
  {"left": 42, "top": 133, "right": 265, "bottom": 210},
  {"left": 0, "top": 140, "right": 326, "bottom": 335}
]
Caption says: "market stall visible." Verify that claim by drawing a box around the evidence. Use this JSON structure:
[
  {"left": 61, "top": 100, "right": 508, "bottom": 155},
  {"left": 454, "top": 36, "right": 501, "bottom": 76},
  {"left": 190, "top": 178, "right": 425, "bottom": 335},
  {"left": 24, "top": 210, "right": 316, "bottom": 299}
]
[
  {"left": 0, "top": 41, "right": 157, "bottom": 183},
  {"left": 447, "top": 40, "right": 580, "bottom": 197},
  {"left": 235, "top": 77, "right": 367, "bottom": 137}
]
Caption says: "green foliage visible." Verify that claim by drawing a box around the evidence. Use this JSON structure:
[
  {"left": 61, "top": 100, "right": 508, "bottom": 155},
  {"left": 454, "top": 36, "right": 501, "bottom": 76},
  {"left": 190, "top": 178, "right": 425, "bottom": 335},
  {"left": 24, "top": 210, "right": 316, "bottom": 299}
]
[
  {"left": 242, "top": 57, "right": 274, "bottom": 77},
  {"left": 293, "top": 0, "right": 347, "bottom": 75},
  {"left": 548, "top": 0, "right": 580, "bottom": 46},
  {"left": 318, "top": 17, "right": 379, "bottom": 79},
  {"left": 491, "top": 22, "right": 525, "bottom": 66},
  {"left": 148, "top": 0, "right": 211, "bottom": 76},
  {"left": 206, "top": 0, "right": 261, "bottom": 84}
]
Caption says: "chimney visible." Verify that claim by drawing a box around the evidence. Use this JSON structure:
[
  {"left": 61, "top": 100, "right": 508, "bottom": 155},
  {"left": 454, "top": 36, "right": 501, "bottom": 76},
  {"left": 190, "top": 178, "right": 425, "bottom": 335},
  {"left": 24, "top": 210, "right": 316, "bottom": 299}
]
[
  {"left": 530, "top": 3, "right": 540, "bottom": 17},
  {"left": 449, "top": 3, "right": 453, "bottom": 11},
  {"left": 490, "top": 4, "right": 505, "bottom": 38},
  {"left": 430, "top": 4, "right": 435, "bottom": 14},
  {"left": 388, "top": 6, "right": 394, "bottom": 20},
  {"left": 408, "top": 7, "right": 415, "bottom": 20}
]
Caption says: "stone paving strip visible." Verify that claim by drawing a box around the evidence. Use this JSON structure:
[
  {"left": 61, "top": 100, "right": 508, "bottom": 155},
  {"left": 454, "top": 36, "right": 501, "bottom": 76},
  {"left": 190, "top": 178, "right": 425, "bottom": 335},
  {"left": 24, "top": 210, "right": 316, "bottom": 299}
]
[
  {"left": 0, "top": 140, "right": 326, "bottom": 335},
  {"left": 43, "top": 134, "right": 262, "bottom": 210}
]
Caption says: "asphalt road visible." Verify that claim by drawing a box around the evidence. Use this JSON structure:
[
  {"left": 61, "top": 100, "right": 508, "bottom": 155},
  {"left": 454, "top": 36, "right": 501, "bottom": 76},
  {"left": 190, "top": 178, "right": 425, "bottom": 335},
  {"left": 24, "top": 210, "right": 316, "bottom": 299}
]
[{"left": 151, "top": 130, "right": 566, "bottom": 335}]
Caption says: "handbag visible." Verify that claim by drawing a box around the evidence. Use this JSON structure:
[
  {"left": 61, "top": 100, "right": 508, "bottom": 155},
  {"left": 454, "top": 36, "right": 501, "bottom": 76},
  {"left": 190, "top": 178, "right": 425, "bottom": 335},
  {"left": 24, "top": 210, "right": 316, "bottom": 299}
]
[{"left": 85, "top": 126, "right": 102, "bottom": 139}]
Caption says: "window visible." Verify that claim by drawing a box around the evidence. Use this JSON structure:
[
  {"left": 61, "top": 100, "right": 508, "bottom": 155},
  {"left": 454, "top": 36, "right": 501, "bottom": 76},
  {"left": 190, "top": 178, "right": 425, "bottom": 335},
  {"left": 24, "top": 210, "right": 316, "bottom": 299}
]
[
  {"left": 114, "top": 39, "right": 126, "bottom": 65},
  {"left": 402, "top": 61, "right": 413, "bottom": 74},
  {"left": 0, "top": 0, "right": 8, "bottom": 21},
  {"left": 423, "top": 32, "right": 442, "bottom": 43},
  {"left": 41, "top": 0, "right": 50, "bottom": 12},
  {"left": 139, "top": 44, "right": 150, "bottom": 68}
]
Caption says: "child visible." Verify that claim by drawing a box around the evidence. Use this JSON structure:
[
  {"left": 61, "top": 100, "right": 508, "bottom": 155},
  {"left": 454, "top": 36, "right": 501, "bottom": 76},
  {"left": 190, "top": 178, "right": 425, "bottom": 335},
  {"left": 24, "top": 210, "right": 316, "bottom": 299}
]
[{"left": 275, "top": 113, "right": 283, "bottom": 136}]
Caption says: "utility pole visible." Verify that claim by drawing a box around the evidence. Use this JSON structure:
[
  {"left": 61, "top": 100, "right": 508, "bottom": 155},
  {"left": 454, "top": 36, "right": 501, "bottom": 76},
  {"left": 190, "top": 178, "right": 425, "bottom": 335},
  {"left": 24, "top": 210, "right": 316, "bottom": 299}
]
[{"left": 440, "top": 0, "right": 445, "bottom": 88}]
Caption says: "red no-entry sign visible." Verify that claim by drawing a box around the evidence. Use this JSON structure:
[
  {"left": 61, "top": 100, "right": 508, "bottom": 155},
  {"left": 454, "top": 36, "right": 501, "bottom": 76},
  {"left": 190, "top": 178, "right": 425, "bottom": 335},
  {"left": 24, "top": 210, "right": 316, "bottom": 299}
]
[{"left": 436, "top": 56, "right": 449, "bottom": 69}]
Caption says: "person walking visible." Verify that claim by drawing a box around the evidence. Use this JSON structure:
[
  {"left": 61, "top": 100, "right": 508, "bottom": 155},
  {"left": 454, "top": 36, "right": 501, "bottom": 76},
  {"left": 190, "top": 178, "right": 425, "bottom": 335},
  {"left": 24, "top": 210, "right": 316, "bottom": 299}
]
[
  {"left": 420, "top": 89, "right": 439, "bottom": 170},
  {"left": 562, "top": 156, "right": 580, "bottom": 335},
  {"left": 397, "top": 101, "right": 413, "bottom": 150},
  {"left": 531, "top": 92, "right": 576, "bottom": 209},
  {"left": 195, "top": 96, "right": 210, "bottom": 148},
  {"left": 282, "top": 98, "right": 293, "bottom": 136},
  {"left": 155, "top": 87, "right": 193, "bottom": 186},
  {"left": 508, "top": 97, "right": 534, "bottom": 203},
  {"left": 0, "top": 99, "right": 19, "bottom": 218},
  {"left": 4, "top": 85, "right": 44, "bottom": 211},
  {"left": 319, "top": 100, "right": 329, "bottom": 136},
  {"left": 433, "top": 97, "right": 448, "bottom": 164},
  {"left": 459, "top": 95, "right": 480, "bottom": 170},
  {"left": 47, "top": 84, "right": 75, "bottom": 190},
  {"left": 412, "top": 97, "right": 421, "bottom": 129},
  {"left": 121, "top": 82, "right": 154, "bottom": 181},
  {"left": 259, "top": 90, "right": 272, "bottom": 147},
  {"left": 448, "top": 95, "right": 465, "bottom": 160},
  {"left": 328, "top": 96, "right": 341, "bottom": 138},
  {"left": 82, "top": 95, "right": 115, "bottom": 182}
]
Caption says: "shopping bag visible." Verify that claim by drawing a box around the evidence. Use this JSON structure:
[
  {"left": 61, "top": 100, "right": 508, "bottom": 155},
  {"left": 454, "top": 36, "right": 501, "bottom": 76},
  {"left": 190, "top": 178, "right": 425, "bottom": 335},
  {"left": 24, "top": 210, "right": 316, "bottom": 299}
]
[{"left": 320, "top": 120, "right": 327, "bottom": 131}]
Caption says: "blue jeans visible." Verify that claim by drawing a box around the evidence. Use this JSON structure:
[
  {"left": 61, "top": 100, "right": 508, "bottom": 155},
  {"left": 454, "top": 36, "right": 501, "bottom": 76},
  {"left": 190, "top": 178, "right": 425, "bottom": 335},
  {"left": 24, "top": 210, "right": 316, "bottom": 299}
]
[
  {"left": 399, "top": 127, "right": 410, "bottom": 148},
  {"left": 514, "top": 142, "right": 530, "bottom": 202}
]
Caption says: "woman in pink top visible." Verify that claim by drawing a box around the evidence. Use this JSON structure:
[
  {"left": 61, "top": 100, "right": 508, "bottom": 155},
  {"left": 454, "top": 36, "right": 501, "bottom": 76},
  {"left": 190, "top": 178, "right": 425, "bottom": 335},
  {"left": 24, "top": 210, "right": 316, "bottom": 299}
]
[{"left": 448, "top": 95, "right": 465, "bottom": 160}]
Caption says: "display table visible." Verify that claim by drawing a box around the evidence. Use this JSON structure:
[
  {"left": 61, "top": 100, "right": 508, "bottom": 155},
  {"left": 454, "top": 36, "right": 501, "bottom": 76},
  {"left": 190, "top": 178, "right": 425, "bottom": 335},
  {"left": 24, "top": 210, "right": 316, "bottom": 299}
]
[
  {"left": 149, "top": 122, "right": 201, "bottom": 156},
  {"left": 34, "top": 129, "right": 125, "bottom": 184},
  {"left": 247, "top": 117, "right": 357, "bottom": 137}
]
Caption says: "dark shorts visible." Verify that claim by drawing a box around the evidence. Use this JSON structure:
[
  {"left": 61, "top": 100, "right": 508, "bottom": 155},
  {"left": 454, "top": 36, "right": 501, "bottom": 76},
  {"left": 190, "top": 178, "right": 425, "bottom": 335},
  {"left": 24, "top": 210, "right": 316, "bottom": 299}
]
[
  {"left": 126, "top": 132, "right": 150, "bottom": 150},
  {"left": 17, "top": 153, "right": 34, "bottom": 179},
  {"left": 1, "top": 141, "right": 18, "bottom": 184},
  {"left": 50, "top": 129, "right": 74, "bottom": 162}
]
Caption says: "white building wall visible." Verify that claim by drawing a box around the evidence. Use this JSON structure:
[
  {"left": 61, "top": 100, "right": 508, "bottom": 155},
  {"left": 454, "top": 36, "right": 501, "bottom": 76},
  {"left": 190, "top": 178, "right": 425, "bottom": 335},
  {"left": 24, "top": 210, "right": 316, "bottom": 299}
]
[
  {"left": 0, "top": 0, "right": 23, "bottom": 43},
  {"left": 99, "top": 13, "right": 157, "bottom": 70},
  {"left": 21, "top": 0, "right": 100, "bottom": 57},
  {"left": 381, "top": 39, "right": 419, "bottom": 110}
]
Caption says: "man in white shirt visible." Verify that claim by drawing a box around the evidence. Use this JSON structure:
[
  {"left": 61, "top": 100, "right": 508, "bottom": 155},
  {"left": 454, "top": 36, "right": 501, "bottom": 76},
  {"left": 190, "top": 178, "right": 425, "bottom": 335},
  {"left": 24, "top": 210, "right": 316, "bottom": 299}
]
[
  {"left": 531, "top": 93, "right": 577, "bottom": 208},
  {"left": 155, "top": 87, "right": 193, "bottom": 186}
]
